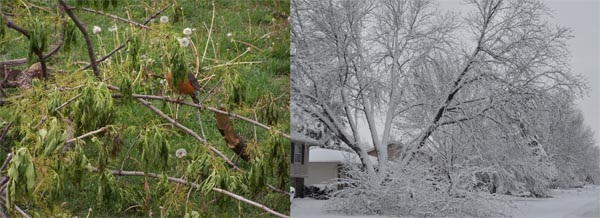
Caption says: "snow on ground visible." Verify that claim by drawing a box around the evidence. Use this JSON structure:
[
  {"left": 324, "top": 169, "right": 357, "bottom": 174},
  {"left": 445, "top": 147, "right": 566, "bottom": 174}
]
[
  {"left": 291, "top": 185, "right": 600, "bottom": 218},
  {"left": 508, "top": 185, "right": 600, "bottom": 218},
  {"left": 290, "top": 198, "right": 387, "bottom": 218}
]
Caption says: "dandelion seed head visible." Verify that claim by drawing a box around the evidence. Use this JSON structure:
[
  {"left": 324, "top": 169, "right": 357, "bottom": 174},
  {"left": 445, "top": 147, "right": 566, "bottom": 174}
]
[
  {"left": 183, "top": 28, "right": 193, "bottom": 35},
  {"left": 108, "top": 24, "right": 118, "bottom": 32},
  {"left": 226, "top": 32, "right": 233, "bottom": 37},
  {"left": 160, "top": 16, "right": 169, "bottom": 23},
  {"left": 176, "top": 148, "right": 187, "bottom": 159},
  {"left": 178, "top": 37, "right": 190, "bottom": 47},
  {"left": 92, "top": 25, "right": 102, "bottom": 34}
]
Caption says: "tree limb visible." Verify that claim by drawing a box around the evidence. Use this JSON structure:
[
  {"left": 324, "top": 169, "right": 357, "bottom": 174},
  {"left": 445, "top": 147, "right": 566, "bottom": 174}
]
[
  {"left": 111, "top": 92, "right": 290, "bottom": 139},
  {"left": 104, "top": 168, "right": 289, "bottom": 218}
]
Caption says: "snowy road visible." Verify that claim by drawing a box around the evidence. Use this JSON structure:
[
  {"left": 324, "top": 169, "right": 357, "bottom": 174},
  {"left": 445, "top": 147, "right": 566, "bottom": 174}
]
[
  {"left": 509, "top": 185, "right": 600, "bottom": 218},
  {"left": 290, "top": 198, "right": 387, "bottom": 218},
  {"left": 291, "top": 185, "right": 600, "bottom": 218}
]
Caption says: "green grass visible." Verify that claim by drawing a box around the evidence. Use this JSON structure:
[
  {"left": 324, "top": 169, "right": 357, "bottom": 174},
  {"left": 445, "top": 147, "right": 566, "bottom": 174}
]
[{"left": 0, "top": 0, "right": 289, "bottom": 217}]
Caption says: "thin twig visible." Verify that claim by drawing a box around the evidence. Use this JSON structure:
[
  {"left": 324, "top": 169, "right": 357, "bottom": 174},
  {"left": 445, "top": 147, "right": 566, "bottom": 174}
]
[
  {"left": 201, "top": 1, "right": 216, "bottom": 65},
  {"left": 104, "top": 168, "right": 289, "bottom": 218},
  {"left": 204, "top": 61, "right": 262, "bottom": 70},
  {"left": 65, "top": 126, "right": 108, "bottom": 144},
  {"left": 53, "top": 93, "right": 82, "bottom": 112},
  {"left": 0, "top": 122, "right": 12, "bottom": 145},
  {"left": 14, "top": 205, "right": 31, "bottom": 218},
  {"left": 253, "top": 110, "right": 258, "bottom": 142},
  {"left": 120, "top": 134, "right": 140, "bottom": 172},
  {"left": 0, "top": 203, "right": 7, "bottom": 218},
  {"left": 0, "top": 153, "right": 12, "bottom": 172},
  {"left": 79, "top": 7, "right": 150, "bottom": 29},
  {"left": 195, "top": 108, "right": 207, "bottom": 140}
]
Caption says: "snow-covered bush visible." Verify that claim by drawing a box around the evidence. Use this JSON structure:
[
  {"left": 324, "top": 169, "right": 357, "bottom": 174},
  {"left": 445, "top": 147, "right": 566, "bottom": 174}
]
[{"left": 323, "top": 162, "right": 510, "bottom": 217}]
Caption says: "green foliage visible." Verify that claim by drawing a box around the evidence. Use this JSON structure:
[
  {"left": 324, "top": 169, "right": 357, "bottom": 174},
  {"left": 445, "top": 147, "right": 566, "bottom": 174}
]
[
  {"left": 128, "top": 33, "right": 141, "bottom": 73},
  {"left": 27, "top": 17, "right": 48, "bottom": 62},
  {"left": 47, "top": 89, "right": 61, "bottom": 116},
  {"left": 96, "top": 169, "right": 124, "bottom": 210},
  {"left": 39, "top": 117, "right": 65, "bottom": 156},
  {"left": 169, "top": 39, "right": 188, "bottom": 87},
  {"left": 63, "top": 21, "right": 78, "bottom": 52},
  {"left": 6, "top": 147, "right": 36, "bottom": 210},
  {"left": 65, "top": 143, "right": 89, "bottom": 187},
  {"left": 72, "top": 81, "right": 114, "bottom": 132},
  {"left": 75, "top": 0, "right": 117, "bottom": 10},
  {"left": 257, "top": 92, "right": 285, "bottom": 126},
  {"left": 141, "top": 124, "right": 170, "bottom": 172},
  {"left": 0, "top": 15, "right": 5, "bottom": 39},
  {"left": 223, "top": 70, "right": 245, "bottom": 107},
  {"left": 265, "top": 129, "right": 289, "bottom": 189}
]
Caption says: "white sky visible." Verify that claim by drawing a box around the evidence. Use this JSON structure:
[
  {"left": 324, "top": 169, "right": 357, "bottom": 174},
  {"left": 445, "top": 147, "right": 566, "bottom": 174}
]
[{"left": 541, "top": 0, "right": 600, "bottom": 146}]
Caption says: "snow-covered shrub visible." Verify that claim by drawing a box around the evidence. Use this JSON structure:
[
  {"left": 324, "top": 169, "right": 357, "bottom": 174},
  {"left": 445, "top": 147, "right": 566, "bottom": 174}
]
[{"left": 323, "top": 162, "right": 510, "bottom": 217}]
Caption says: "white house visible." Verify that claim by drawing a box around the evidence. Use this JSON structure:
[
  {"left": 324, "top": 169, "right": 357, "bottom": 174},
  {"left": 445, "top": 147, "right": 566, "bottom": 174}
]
[{"left": 306, "top": 147, "right": 378, "bottom": 188}]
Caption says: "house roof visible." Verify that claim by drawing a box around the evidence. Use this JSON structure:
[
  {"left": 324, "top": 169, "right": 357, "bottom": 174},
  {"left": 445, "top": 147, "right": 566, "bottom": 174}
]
[
  {"left": 309, "top": 147, "right": 378, "bottom": 164},
  {"left": 290, "top": 131, "right": 322, "bottom": 145}
]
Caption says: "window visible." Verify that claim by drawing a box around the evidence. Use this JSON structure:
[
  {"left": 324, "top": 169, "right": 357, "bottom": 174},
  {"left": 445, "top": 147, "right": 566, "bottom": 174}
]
[{"left": 294, "top": 143, "right": 303, "bottom": 164}]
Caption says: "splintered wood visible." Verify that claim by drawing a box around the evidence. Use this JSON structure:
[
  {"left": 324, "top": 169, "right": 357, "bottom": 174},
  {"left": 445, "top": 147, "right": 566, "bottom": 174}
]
[{"left": 214, "top": 106, "right": 248, "bottom": 161}]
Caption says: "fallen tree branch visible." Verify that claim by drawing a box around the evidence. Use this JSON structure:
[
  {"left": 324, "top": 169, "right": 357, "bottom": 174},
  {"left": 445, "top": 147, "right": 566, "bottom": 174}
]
[
  {"left": 104, "top": 168, "right": 289, "bottom": 218},
  {"left": 108, "top": 87, "right": 289, "bottom": 194},
  {"left": 135, "top": 98, "right": 240, "bottom": 170},
  {"left": 111, "top": 93, "right": 290, "bottom": 139},
  {"left": 79, "top": 7, "right": 150, "bottom": 29}
]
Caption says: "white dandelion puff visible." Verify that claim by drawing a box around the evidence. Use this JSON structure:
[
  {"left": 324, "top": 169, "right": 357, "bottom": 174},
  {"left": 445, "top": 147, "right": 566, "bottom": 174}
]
[
  {"left": 246, "top": 47, "right": 252, "bottom": 52},
  {"left": 178, "top": 37, "right": 190, "bottom": 47},
  {"left": 176, "top": 148, "right": 187, "bottom": 159},
  {"left": 226, "top": 32, "right": 233, "bottom": 37},
  {"left": 160, "top": 16, "right": 169, "bottom": 23},
  {"left": 108, "top": 24, "right": 118, "bottom": 32},
  {"left": 183, "top": 28, "right": 193, "bottom": 35},
  {"left": 92, "top": 25, "right": 102, "bottom": 34}
]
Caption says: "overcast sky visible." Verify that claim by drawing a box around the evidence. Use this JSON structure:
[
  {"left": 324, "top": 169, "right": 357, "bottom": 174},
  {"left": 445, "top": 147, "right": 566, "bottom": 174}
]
[
  {"left": 543, "top": 0, "right": 599, "bottom": 146},
  {"left": 437, "top": 0, "right": 600, "bottom": 146}
]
